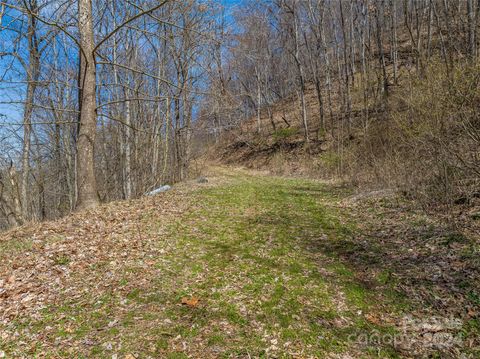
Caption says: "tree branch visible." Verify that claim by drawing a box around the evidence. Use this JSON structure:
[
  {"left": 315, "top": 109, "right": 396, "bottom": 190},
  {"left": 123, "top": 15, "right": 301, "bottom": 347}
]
[{"left": 93, "top": 0, "right": 170, "bottom": 53}]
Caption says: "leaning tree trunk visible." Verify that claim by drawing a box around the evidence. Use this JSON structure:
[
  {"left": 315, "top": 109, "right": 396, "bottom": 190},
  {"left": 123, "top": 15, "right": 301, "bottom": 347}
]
[{"left": 76, "top": 0, "right": 99, "bottom": 210}]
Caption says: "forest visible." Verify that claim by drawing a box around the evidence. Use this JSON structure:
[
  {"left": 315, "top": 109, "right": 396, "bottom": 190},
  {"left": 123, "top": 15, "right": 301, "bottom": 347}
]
[
  {"left": 0, "top": 0, "right": 479, "bottom": 228},
  {"left": 0, "top": 0, "right": 479, "bottom": 357}
]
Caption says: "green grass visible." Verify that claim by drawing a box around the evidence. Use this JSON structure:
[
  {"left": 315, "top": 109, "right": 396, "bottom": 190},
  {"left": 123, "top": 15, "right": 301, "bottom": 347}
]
[
  {"left": 2, "top": 171, "right": 408, "bottom": 358},
  {"left": 272, "top": 127, "right": 298, "bottom": 141},
  {"left": 0, "top": 237, "right": 33, "bottom": 258}
]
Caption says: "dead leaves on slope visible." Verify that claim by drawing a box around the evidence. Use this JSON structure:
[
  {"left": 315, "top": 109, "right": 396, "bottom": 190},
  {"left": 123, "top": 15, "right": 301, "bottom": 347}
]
[{"left": 0, "top": 189, "right": 195, "bottom": 355}]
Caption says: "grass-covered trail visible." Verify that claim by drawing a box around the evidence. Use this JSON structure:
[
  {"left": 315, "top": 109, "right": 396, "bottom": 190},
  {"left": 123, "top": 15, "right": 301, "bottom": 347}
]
[{"left": 0, "top": 167, "right": 477, "bottom": 358}]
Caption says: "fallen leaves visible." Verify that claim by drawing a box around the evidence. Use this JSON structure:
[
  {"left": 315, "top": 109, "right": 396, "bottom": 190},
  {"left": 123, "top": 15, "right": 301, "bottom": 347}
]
[
  {"left": 181, "top": 296, "right": 200, "bottom": 307},
  {"left": 365, "top": 313, "right": 381, "bottom": 326},
  {"left": 0, "top": 185, "right": 195, "bottom": 356},
  {"left": 0, "top": 168, "right": 478, "bottom": 358}
]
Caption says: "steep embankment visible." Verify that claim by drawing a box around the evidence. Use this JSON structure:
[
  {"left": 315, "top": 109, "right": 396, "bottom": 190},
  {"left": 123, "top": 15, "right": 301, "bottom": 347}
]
[
  {"left": 212, "top": 60, "right": 480, "bottom": 214},
  {"left": 1, "top": 167, "right": 478, "bottom": 358},
  {"left": 213, "top": 83, "right": 329, "bottom": 176}
]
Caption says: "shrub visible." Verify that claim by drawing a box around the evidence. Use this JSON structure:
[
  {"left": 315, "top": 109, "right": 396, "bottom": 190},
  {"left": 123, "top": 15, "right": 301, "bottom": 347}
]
[
  {"left": 272, "top": 127, "right": 298, "bottom": 141},
  {"left": 351, "top": 60, "right": 480, "bottom": 207}
]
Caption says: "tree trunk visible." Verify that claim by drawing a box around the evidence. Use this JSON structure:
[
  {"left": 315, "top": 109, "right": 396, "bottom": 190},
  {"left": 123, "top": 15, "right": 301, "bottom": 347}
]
[
  {"left": 339, "top": 0, "right": 352, "bottom": 128},
  {"left": 162, "top": 97, "right": 171, "bottom": 180},
  {"left": 21, "top": 0, "right": 40, "bottom": 221},
  {"left": 467, "top": 0, "right": 476, "bottom": 58},
  {"left": 8, "top": 164, "right": 23, "bottom": 226},
  {"left": 375, "top": 0, "right": 389, "bottom": 96},
  {"left": 256, "top": 67, "right": 261, "bottom": 134},
  {"left": 292, "top": 5, "right": 309, "bottom": 143},
  {"left": 391, "top": 0, "right": 398, "bottom": 84},
  {"left": 76, "top": 0, "right": 99, "bottom": 210},
  {"left": 124, "top": 99, "right": 132, "bottom": 199}
]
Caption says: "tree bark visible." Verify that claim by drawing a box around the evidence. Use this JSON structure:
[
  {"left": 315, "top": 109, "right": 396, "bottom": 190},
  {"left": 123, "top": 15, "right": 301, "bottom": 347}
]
[
  {"left": 8, "top": 164, "right": 23, "bottom": 226},
  {"left": 375, "top": 0, "right": 389, "bottom": 95},
  {"left": 76, "top": 0, "right": 99, "bottom": 210},
  {"left": 467, "top": 0, "right": 476, "bottom": 59},
  {"left": 124, "top": 98, "right": 132, "bottom": 199},
  {"left": 292, "top": 3, "right": 309, "bottom": 143},
  {"left": 256, "top": 67, "right": 262, "bottom": 134},
  {"left": 21, "top": 0, "right": 40, "bottom": 221},
  {"left": 391, "top": 0, "right": 398, "bottom": 84},
  {"left": 339, "top": 0, "right": 352, "bottom": 127}
]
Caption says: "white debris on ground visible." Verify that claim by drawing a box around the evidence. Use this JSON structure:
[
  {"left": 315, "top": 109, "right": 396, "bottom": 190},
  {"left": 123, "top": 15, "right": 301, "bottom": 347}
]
[
  {"left": 197, "top": 176, "right": 208, "bottom": 183},
  {"left": 145, "top": 185, "right": 171, "bottom": 196}
]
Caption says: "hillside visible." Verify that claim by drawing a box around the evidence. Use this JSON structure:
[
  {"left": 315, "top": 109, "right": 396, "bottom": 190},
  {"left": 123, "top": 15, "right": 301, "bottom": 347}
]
[
  {"left": 213, "top": 82, "right": 338, "bottom": 174},
  {"left": 209, "top": 58, "right": 480, "bottom": 213},
  {"left": 1, "top": 167, "right": 479, "bottom": 358}
]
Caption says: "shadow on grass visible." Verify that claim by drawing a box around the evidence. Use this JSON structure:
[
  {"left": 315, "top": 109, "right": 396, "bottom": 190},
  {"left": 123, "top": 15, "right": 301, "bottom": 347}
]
[{"left": 296, "top": 189, "right": 480, "bottom": 317}]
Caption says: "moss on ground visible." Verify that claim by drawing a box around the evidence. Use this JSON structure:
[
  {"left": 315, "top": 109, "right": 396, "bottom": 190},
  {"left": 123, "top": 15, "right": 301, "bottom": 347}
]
[{"left": 2, "top": 171, "right": 425, "bottom": 357}]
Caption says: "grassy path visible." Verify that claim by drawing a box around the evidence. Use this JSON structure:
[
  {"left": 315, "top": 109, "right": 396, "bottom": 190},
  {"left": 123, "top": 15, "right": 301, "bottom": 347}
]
[
  {"left": 151, "top": 169, "right": 400, "bottom": 358},
  {"left": 1, "top": 167, "right": 474, "bottom": 358}
]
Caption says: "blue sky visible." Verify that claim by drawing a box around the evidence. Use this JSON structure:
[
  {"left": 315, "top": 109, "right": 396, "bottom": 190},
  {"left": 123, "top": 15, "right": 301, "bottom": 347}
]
[{"left": 0, "top": 0, "right": 246, "bottom": 139}]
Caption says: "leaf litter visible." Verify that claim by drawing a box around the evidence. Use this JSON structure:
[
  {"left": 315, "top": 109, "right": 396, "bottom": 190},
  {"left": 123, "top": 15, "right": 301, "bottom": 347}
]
[{"left": 0, "top": 167, "right": 478, "bottom": 358}]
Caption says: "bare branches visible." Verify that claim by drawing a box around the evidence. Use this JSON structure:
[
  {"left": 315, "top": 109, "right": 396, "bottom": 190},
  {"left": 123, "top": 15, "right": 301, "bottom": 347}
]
[
  {"left": 93, "top": 0, "right": 170, "bottom": 53},
  {"left": 96, "top": 60, "right": 210, "bottom": 95},
  {"left": 96, "top": 97, "right": 168, "bottom": 110},
  {"left": 0, "top": 1, "right": 83, "bottom": 54}
]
